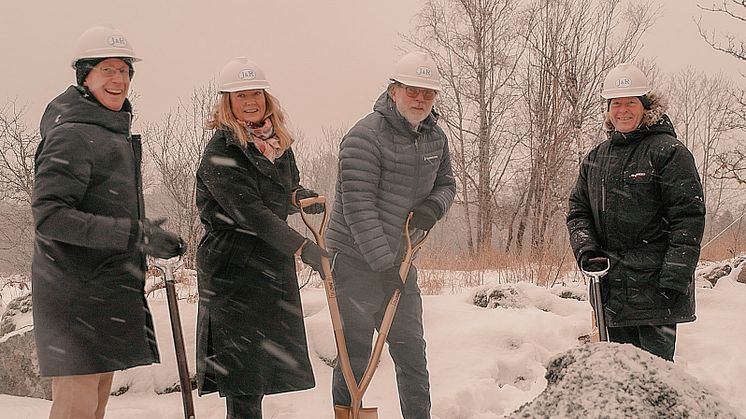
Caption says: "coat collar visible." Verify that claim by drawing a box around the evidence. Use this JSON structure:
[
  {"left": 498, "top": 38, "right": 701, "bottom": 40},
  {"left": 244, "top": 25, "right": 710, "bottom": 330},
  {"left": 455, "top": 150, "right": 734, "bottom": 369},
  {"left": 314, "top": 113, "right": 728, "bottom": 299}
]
[{"left": 221, "top": 129, "right": 290, "bottom": 190}]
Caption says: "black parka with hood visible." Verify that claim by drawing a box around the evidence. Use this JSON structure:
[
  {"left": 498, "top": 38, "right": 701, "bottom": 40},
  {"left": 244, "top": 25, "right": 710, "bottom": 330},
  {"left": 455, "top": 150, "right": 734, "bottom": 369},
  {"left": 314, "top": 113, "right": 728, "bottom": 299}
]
[
  {"left": 32, "top": 86, "right": 158, "bottom": 376},
  {"left": 567, "top": 93, "right": 706, "bottom": 327}
]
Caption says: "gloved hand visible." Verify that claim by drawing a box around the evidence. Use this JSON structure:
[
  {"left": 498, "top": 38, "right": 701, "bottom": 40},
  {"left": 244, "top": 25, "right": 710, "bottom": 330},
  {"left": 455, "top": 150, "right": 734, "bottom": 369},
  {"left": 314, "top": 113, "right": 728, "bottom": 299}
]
[
  {"left": 300, "top": 241, "right": 329, "bottom": 274},
  {"left": 410, "top": 200, "right": 440, "bottom": 230},
  {"left": 580, "top": 250, "right": 608, "bottom": 273},
  {"left": 660, "top": 287, "right": 683, "bottom": 302},
  {"left": 293, "top": 187, "right": 324, "bottom": 214},
  {"left": 139, "top": 218, "right": 186, "bottom": 259},
  {"left": 381, "top": 265, "right": 405, "bottom": 294}
]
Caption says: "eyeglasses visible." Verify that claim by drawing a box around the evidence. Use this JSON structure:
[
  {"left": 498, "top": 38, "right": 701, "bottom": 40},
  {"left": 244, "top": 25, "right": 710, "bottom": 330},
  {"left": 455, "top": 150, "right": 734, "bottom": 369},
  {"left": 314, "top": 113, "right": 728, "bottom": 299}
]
[
  {"left": 400, "top": 84, "right": 437, "bottom": 100},
  {"left": 92, "top": 66, "right": 131, "bottom": 79}
]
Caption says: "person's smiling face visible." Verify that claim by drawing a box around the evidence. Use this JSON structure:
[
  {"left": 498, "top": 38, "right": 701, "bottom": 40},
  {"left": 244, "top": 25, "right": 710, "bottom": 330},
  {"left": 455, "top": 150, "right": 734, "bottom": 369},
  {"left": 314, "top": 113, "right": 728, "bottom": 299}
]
[
  {"left": 229, "top": 89, "right": 266, "bottom": 125},
  {"left": 83, "top": 58, "right": 131, "bottom": 111},
  {"left": 608, "top": 97, "right": 645, "bottom": 133}
]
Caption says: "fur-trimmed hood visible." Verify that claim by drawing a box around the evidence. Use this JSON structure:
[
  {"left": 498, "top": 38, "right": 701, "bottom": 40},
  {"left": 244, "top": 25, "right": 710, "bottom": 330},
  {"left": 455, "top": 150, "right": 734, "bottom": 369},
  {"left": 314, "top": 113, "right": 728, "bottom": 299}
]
[{"left": 603, "top": 91, "right": 668, "bottom": 132}]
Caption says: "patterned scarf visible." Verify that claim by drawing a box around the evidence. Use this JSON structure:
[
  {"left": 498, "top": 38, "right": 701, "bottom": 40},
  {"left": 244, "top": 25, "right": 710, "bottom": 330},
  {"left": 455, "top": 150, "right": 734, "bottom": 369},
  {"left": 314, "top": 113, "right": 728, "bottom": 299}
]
[{"left": 247, "top": 118, "right": 283, "bottom": 163}]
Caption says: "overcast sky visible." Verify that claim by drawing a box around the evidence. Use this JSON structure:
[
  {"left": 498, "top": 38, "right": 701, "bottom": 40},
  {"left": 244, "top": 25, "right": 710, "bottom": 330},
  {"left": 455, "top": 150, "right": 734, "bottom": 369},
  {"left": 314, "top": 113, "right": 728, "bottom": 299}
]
[{"left": 1, "top": 0, "right": 744, "bottom": 142}]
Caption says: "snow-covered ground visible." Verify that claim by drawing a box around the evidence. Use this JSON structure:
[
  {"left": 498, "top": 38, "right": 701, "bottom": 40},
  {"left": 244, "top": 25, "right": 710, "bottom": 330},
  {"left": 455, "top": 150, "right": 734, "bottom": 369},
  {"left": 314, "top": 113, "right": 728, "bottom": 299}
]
[{"left": 1, "top": 265, "right": 744, "bottom": 419}]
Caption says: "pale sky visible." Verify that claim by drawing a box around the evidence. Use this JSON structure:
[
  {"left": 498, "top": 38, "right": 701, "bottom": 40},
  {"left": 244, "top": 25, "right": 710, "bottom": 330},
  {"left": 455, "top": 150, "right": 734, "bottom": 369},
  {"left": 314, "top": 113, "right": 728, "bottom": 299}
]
[{"left": 1, "top": 0, "right": 743, "bottom": 141}]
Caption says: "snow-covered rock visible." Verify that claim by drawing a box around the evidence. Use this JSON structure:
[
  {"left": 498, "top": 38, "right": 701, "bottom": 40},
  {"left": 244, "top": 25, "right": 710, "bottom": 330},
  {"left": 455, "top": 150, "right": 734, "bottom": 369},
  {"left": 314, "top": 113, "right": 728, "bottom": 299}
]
[
  {"left": 0, "top": 327, "right": 50, "bottom": 400},
  {"left": 0, "top": 294, "right": 50, "bottom": 400},
  {"left": 508, "top": 342, "right": 742, "bottom": 418}
]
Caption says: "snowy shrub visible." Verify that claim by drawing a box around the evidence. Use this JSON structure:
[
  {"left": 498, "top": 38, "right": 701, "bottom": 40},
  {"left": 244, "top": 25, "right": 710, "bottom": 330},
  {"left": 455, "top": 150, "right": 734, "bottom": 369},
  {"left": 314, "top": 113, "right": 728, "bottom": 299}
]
[
  {"left": 550, "top": 286, "right": 587, "bottom": 302},
  {"left": 0, "top": 293, "right": 32, "bottom": 336},
  {"left": 472, "top": 284, "right": 526, "bottom": 309}
]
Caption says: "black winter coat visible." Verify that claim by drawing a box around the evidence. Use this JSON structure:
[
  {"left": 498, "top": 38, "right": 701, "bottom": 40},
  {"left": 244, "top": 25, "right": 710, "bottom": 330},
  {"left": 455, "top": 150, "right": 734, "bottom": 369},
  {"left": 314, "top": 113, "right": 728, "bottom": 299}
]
[
  {"left": 567, "top": 113, "right": 706, "bottom": 327},
  {"left": 32, "top": 86, "right": 158, "bottom": 376},
  {"left": 195, "top": 129, "right": 315, "bottom": 397}
]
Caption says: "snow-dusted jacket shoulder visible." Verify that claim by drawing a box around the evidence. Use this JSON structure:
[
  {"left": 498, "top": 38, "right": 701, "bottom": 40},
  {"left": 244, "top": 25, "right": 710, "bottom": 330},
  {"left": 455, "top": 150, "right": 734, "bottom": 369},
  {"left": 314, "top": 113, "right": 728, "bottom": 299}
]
[
  {"left": 567, "top": 93, "right": 705, "bottom": 327},
  {"left": 325, "top": 91, "right": 456, "bottom": 272},
  {"left": 31, "top": 86, "right": 158, "bottom": 376}
]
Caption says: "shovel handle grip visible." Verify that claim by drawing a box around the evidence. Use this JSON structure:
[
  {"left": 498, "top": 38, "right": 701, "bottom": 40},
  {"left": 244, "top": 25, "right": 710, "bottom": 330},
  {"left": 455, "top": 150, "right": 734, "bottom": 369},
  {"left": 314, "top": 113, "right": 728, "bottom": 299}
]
[{"left": 298, "top": 195, "right": 326, "bottom": 207}]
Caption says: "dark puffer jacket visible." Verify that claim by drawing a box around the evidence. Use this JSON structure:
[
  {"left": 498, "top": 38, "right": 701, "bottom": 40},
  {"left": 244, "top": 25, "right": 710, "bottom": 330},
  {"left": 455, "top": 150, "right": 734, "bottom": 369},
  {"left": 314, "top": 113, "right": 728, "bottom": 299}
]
[
  {"left": 567, "top": 93, "right": 706, "bottom": 327},
  {"left": 32, "top": 86, "right": 158, "bottom": 376},
  {"left": 195, "top": 129, "right": 314, "bottom": 397},
  {"left": 325, "top": 91, "right": 456, "bottom": 271}
]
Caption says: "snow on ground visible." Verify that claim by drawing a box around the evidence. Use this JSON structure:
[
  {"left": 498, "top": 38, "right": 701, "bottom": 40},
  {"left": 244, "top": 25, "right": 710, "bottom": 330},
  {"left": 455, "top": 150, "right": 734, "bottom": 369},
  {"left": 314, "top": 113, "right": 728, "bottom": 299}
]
[{"left": 1, "top": 266, "right": 745, "bottom": 418}]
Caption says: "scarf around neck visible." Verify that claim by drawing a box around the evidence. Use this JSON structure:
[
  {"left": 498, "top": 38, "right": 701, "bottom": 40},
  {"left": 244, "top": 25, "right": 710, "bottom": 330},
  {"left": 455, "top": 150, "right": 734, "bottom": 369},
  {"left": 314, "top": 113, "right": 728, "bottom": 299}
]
[{"left": 247, "top": 118, "right": 283, "bottom": 163}]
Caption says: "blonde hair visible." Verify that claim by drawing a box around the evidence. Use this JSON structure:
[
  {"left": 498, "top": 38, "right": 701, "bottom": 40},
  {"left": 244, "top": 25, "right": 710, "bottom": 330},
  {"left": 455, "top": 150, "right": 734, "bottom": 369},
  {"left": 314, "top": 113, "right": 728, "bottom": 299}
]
[{"left": 206, "top": 90, "right": 294, "bottom": 150}]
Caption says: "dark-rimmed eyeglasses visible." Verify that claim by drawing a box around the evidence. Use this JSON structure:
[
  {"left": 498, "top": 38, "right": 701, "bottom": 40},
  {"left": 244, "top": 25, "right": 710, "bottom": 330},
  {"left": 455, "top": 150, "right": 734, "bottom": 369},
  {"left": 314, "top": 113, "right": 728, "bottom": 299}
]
[
  {"left": 399, "top": 84, "right": 437, "bottom": 100},
  {"left": 92, "top": 66, "right": 131, "bottom": 79}
]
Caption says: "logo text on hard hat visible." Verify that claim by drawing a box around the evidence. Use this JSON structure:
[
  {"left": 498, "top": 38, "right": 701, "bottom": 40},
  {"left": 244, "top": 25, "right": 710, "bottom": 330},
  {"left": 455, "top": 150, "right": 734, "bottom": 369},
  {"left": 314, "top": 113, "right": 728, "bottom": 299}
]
[
  {"left": 615, "top": 77, "right": 632, "bottom": 88},
  {"left": 108, "top": 35, "right": 127, "bottom": 48},
  {"left": 416, "top": 66, "right": 432, "bottom": 78},
  {"left": 238, "top": 70, "right": 256, "bottom": 80}
]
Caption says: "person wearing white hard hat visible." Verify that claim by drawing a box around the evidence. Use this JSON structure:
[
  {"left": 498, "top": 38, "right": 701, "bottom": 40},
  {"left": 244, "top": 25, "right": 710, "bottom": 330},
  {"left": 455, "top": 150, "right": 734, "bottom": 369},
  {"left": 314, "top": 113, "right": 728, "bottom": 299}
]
[
  {"left": 195, "top": 57, "right": 320, "bottom": 418},
  {"left": 567, "top": 62, "right": 705, "bottom": 361},
  {"left": 325, "top": 51, "right": 456, "bottom": 418},
  {"left": 31, "top": 25, "right": 186, "bottom": 419}
]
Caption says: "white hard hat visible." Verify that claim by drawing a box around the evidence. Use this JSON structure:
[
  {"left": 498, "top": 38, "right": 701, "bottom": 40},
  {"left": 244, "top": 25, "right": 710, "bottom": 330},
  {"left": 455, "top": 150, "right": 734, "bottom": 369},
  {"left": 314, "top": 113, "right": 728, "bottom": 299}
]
[
  {"left": 71, "top": 25, "right": 140, "bottom": 68},
  {"left": 390, "top": 51, "right": 442, "bottom": 91},
  {"left": 601, "top": 62, "right": 651, "bottom": 99},
  {"left": 218, "top": 57, "right": 270, "bottom": 92}
]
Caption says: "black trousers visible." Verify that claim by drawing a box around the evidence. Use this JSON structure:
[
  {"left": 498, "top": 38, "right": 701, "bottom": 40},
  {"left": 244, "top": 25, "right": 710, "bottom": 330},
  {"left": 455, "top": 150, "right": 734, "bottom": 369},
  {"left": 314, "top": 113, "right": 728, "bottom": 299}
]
[
  {"left": 226, "top": 394, "right": 263, "bottom": 419},
  {"left": 608, "top": 324, "right": 677, "bottom": 361}
]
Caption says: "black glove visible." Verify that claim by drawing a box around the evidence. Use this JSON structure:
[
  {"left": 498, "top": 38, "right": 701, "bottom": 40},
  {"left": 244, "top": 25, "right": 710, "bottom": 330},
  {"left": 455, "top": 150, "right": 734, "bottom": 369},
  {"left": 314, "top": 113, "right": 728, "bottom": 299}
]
[
  {"left": 138, "top": 218, "right": 186, "bottom": 259},
  {"left": 381, "top": 265, "right": 405, "bottom": 294},
  {"left": 300, "top": 241, "right": 329, "bottom": 274},
  {"left": 580, "top": 250, "right": 607, "bottom": 273},
  {"left": 410, "top": 200, "right": 440, "bottom": 230},
  {"left": 293, "top": 187, "right": 323, "bottom": 214}
]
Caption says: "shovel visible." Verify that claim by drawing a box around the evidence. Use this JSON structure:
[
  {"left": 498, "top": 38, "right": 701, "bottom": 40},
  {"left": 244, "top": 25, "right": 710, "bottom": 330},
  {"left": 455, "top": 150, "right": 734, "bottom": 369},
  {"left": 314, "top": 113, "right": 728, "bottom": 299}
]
[
  {"left": 150, "top": 256, "right": 196, "bottom": 419},
  {"left": 581, "top": 256, "right": 610, "bottom": 342},
  {"left": 299, "top": 197, "right": 429, "bottom": 419}
]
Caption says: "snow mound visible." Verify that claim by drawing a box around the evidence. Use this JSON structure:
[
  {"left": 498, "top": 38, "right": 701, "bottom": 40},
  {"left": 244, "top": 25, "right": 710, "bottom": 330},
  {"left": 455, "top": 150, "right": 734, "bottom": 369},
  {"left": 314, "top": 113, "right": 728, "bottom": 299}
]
[{"left": 509, "top": 342, "right": 743, "bottom": 418}]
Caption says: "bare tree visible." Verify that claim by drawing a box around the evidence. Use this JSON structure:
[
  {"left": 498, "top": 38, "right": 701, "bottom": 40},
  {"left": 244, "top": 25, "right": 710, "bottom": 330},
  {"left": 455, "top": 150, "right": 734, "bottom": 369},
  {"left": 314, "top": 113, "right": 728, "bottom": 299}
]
[
  {"left": 696, "top": 1, "right": 746, "bottom": 63},
  {"left": 292, "top": 125, "right": 345, "bottom": 200},
  {"left": 142, "top": 82, "right": 217, "bottom": 269},
  {"left": 696, "top": 1, "right": 746, "bottom": 189},
  {"left": 0, "top": 99, "right": 38, "bottom": 275},
  {"left": 0, "top": 99, "right": 37, "bottom": 205},
  {"left": 669, "top": 69, "right": 737, "bottom": 194},
  {"left": 404, "top": 0, "right": 525, "bottom": 256},
  {"left": 509, "top": 0, "right": 657, "bottom": 255}
]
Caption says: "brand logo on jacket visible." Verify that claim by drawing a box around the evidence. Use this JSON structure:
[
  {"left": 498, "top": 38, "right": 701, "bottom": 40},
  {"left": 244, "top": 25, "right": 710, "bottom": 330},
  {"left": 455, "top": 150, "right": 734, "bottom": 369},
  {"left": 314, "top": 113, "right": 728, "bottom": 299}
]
[{"left": 628, "top": 172, "right": 649, "bottom": 180}]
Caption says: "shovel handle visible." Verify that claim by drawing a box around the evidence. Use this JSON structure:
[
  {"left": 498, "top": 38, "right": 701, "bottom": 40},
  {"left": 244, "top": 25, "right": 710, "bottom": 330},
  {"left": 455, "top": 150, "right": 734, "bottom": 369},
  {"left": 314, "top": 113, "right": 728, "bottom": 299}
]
[
  {"left": 357, "top": 213, "right": 429, "bottom": 398},
  {"left": 149, "top": 257, "right": 196, "bottom": 419},
  {"left": 298, "top": 196, "right": 329, "bottom": 247},
  {"left": 298, "top": 197, "right": 364, "bottom": 412}
]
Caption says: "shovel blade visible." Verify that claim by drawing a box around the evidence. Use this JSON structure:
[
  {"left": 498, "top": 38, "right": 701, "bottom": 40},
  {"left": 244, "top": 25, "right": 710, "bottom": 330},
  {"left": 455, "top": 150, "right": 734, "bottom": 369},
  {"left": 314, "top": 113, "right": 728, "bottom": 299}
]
[{"left": 334, "top": 405, "right": 378, "bottom": 419}]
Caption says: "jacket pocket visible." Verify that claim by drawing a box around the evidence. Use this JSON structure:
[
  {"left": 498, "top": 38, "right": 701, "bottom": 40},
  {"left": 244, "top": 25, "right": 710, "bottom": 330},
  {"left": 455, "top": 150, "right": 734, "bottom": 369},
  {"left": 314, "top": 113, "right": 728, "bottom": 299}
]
[{"left": 621, "top": 252, "right": 673, "bottom": 310}]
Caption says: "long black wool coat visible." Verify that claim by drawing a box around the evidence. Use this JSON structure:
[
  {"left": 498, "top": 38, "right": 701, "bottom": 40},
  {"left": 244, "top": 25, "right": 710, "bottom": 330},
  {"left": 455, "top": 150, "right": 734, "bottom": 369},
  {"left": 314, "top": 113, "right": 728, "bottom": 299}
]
[
  {"left": 32, "top": 86, "right": 159, "bottom": 376},
  {"left": 195, "top": 128, "right": 315, "bottom": 397}
]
